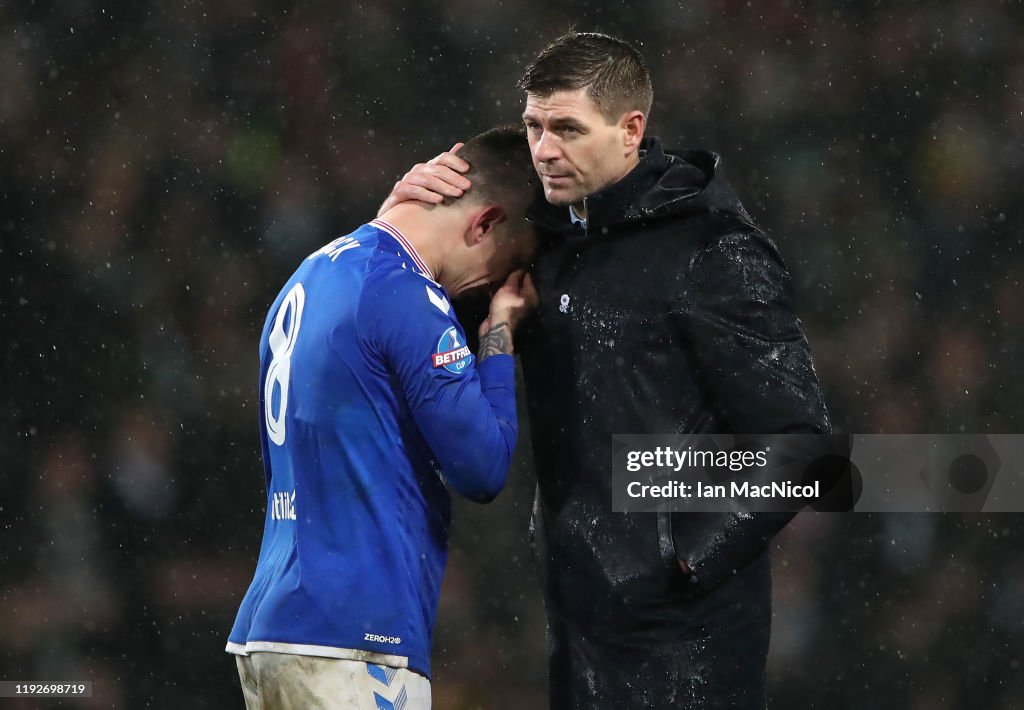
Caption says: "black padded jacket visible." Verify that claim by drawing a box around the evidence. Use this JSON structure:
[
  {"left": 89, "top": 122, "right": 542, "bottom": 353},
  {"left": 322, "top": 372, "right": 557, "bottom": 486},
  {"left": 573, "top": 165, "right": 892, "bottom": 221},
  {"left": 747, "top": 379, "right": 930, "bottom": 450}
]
[{"left": 520, "top": 137, "right": 831, "bottom": 642}]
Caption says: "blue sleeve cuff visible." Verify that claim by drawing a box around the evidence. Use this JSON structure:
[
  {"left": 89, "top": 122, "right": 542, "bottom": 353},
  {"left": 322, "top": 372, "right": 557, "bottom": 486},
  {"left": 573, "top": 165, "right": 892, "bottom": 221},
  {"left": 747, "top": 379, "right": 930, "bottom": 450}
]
[
  {"left": 476, "top": 354, "right": 516, "bottom": 423},
  {"left": 476, "top": 353, "right": 515, "bottom": 387}
]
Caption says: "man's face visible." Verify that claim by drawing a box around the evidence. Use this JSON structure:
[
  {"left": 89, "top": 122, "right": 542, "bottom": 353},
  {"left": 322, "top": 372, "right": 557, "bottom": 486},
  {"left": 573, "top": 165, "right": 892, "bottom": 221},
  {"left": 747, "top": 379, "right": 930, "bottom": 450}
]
[
  {"left": 479, "top": 221, "right": 538, "bottom": 291},
  {"left": 522, "top": 88, "right": 634, "bottom": 208}
]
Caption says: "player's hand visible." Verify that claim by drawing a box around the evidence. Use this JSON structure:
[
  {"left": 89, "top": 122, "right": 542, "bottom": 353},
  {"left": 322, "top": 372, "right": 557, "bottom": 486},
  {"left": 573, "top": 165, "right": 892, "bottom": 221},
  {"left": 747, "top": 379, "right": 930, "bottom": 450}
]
[
  {"left": 486, "top": 270, "right": 539, "bottom": 333},
  {"left": 377, "top": 143, "right": 473, "bottom": 216},
  {"left": 477, "top": 271, "right": 537, "bottom": 359}
]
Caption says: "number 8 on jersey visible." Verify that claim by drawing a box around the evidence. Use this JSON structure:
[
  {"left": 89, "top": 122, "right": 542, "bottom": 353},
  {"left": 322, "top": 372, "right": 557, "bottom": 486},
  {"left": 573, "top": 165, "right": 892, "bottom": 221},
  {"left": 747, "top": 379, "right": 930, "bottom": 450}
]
[{"left": 264, "top": 282, "right": 305, "bottom": 445}]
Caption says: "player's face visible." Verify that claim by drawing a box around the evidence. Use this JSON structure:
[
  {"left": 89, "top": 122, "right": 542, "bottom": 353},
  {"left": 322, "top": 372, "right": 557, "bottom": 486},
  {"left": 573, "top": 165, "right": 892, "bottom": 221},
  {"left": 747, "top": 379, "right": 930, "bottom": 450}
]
[
  {"left": 523, "top": 88, "right": 636, "bottom": 209},
  {"left": 456, "top": 220, "right": 538, "bottom": 298},
  {"left": 482, "top": 222, "right": 538, "bottom": 290}
]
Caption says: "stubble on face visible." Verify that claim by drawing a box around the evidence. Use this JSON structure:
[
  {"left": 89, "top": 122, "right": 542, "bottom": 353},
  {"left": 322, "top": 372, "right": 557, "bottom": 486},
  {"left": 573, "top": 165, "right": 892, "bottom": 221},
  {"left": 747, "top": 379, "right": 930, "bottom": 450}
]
[{"left": 523, "top": 89, "right": 618, "bottom": 210}]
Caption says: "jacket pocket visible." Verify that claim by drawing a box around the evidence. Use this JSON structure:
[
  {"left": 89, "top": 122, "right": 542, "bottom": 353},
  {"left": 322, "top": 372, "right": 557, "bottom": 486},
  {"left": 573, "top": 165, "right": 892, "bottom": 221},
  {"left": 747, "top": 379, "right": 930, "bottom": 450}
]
[
  {"left": 659, "top": 511, "right": 709, "bottom": 599},
  {"left": 656, "top": 511, "right": 679, "bottom": 570},
  {"left": 528, "top": 486, "right": 551, "bottom": 599}
]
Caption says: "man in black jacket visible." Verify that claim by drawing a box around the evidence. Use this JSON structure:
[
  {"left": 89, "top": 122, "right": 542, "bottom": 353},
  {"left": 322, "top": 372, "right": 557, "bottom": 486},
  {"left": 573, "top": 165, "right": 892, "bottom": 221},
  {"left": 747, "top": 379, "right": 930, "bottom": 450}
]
[{"left": 381, "top": 32, "right": 830, "bottom": 710}]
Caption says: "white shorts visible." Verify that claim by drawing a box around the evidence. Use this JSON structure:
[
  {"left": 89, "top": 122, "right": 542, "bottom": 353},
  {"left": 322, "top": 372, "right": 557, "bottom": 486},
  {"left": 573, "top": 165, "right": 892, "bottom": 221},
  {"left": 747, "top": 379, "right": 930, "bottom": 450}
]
[{"left": 234, "top": 651, "right": 431, "bottom": 710}]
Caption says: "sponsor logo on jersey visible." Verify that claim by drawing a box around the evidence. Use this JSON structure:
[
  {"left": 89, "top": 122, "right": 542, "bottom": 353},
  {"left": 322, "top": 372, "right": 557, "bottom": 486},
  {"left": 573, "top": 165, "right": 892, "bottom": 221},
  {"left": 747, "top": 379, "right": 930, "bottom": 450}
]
[
  {"left": 432, "top": 326, "right": 472, "bottom": 374},
  {"left": 364, "top": 632, "right": 402, "bottom": 645},
  {"left": 271, "top": 490, "right": 297, "bottom": 521}
]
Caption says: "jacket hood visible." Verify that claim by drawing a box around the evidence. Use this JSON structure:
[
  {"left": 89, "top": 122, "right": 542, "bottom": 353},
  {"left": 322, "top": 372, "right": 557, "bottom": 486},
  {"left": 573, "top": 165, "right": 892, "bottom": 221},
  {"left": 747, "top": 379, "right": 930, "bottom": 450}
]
[{"left": 527, "top": 137, "right": 758, "bottom": 238}]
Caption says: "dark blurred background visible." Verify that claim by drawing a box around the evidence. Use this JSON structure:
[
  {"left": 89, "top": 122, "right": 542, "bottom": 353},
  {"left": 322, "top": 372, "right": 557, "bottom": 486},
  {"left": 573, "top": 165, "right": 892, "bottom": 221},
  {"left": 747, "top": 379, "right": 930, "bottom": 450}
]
[{"left": 2, "top": 0, "right": 1023, "bottom": 707}]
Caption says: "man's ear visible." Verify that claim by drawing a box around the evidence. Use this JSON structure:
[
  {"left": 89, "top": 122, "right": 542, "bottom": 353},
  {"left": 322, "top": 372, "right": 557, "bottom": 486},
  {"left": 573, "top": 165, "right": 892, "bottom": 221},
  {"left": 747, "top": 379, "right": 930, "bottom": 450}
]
[
  {"left": 466, "top": 205, "right": 507, "bottom": 246},
  {"left": 621, "top": 111, "right": 646, "bottom": 154}
]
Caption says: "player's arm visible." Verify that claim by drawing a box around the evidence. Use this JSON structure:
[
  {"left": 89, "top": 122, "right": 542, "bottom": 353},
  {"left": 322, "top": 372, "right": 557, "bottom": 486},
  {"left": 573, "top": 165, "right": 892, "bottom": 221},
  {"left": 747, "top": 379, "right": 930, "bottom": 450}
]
[
  {"left": 377, "top": 143, "right": 473, "bottom": 216},
  {"left": 670, "top": 230, "right": 832, "bottom": 591},
  {"left": 365, "top": 270, "right": 536, "bottom": 502}
]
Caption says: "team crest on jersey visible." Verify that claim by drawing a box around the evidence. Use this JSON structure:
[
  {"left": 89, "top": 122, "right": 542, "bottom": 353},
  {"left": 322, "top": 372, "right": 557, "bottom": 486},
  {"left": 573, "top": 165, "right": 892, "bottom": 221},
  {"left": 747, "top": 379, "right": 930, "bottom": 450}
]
[{"left": 432, "top": 326, "right": 472, "bottom": 374}]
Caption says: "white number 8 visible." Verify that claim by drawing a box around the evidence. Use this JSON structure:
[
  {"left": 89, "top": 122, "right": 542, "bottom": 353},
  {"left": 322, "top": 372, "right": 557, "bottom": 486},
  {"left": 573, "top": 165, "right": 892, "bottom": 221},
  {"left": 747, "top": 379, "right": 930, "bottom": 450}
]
[{"left": 265, "top": 282, "right": 305, "bottom": 445}]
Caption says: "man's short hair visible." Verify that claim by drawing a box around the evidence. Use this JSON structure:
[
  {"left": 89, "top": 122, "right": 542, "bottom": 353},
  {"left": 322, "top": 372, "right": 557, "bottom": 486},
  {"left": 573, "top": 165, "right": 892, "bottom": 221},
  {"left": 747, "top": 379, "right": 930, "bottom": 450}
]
[
  {"left": 458, "top": 125, "right": 540, "bottom": 211},
  {"left": 516, "top": 31, "right": 653, "bottom": 123}
]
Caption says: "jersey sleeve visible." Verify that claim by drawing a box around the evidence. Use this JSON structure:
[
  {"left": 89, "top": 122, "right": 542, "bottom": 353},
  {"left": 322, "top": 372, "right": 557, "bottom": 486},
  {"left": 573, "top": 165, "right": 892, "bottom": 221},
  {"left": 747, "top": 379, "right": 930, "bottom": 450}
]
[{"left": 359, "top": 269, "right": 517, "bottom": 502}]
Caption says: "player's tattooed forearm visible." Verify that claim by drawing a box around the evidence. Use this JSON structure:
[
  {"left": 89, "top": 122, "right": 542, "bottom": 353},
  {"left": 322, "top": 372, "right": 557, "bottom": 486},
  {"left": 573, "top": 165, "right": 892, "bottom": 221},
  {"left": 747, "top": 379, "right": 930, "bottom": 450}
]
[{"left": 479, "top": 321, "right": 513, "bottom": 361}]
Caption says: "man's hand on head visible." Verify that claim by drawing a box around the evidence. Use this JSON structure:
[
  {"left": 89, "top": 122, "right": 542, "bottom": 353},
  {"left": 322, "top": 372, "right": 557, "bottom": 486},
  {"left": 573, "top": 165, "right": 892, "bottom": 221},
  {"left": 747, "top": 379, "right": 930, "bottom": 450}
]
[{"left": 377, "top": 143, "right": 473, "bottom": 216}]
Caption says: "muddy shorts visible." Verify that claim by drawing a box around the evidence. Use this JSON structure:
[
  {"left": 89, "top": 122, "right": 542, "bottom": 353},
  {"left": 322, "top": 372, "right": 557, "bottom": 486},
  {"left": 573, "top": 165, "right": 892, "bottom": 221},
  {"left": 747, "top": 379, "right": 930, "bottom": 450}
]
[{"left": 234, "top": 652, "right": 431, "bottom": 710}]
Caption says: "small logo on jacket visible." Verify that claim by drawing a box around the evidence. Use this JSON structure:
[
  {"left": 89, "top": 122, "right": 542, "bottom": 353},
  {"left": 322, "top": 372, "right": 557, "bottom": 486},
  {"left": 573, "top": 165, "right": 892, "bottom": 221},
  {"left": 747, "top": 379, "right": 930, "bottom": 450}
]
[
  {"left": 432, "top": 326, "right": 472, "bottom": 374},
  {"left": 559, "top": 294, "right": 571, "bottom": 313}
]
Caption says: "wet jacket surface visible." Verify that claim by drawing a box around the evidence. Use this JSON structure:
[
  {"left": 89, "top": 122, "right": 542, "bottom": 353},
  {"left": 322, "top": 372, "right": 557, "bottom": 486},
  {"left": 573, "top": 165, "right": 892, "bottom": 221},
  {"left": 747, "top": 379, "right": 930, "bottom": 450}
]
[{"left": 519, "top": 137, "right": 831, "bottom": 708}]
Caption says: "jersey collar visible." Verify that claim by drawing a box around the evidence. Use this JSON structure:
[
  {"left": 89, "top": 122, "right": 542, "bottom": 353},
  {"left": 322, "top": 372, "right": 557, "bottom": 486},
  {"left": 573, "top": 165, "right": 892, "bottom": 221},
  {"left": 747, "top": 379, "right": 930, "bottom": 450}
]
[{"left": 370, "top": 219, "right": 435, "bottom": 281}]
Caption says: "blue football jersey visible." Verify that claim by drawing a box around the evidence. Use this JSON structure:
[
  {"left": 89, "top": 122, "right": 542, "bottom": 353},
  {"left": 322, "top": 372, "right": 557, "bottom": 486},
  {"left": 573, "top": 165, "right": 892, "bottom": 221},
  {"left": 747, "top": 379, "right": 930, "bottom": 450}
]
[{"left": 226, "top": 219, "right": 517, "bottom": 678}]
